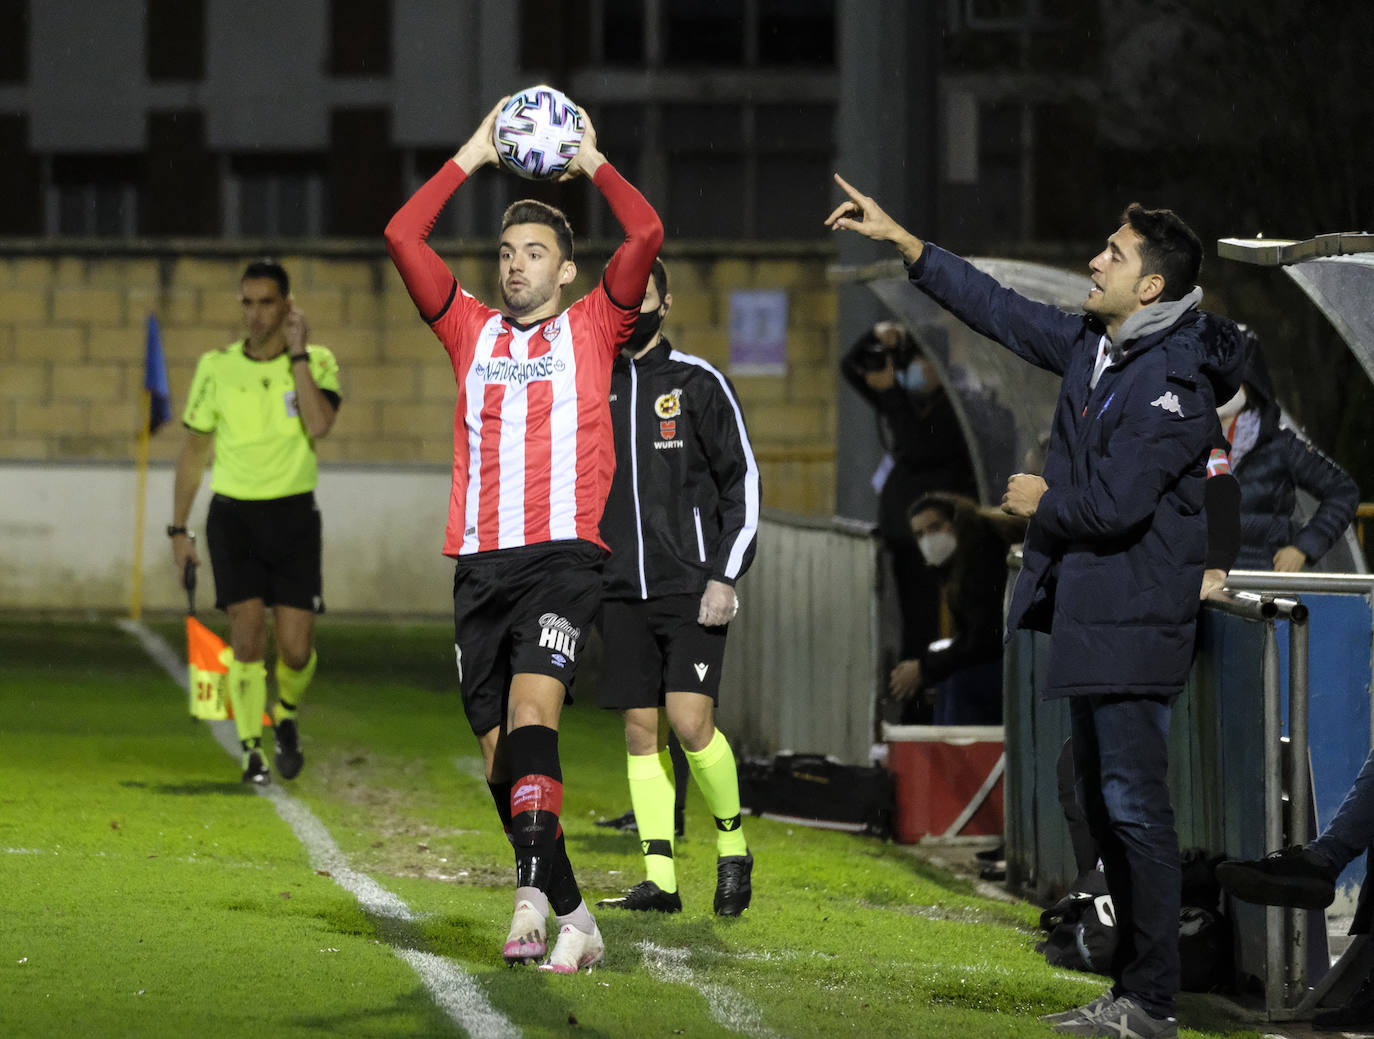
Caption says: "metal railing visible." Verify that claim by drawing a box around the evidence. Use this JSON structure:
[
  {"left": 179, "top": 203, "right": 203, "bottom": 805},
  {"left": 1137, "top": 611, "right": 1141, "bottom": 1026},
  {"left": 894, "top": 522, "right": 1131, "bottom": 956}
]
[{"left": 1208, "top": 589, "right": 1312, "bottom": 1014}]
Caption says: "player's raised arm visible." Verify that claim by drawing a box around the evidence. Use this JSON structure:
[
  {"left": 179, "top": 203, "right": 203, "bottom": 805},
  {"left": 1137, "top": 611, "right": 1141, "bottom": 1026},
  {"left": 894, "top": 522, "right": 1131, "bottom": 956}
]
[
  {"left": 582, "top": 107, "right": 662, "bottom": 310},
  {"left": 384, "top": 99, "right": 506, "bottom": 321},
  {"left": 825, "top": 173, "right": 926, "bottom": 265}
]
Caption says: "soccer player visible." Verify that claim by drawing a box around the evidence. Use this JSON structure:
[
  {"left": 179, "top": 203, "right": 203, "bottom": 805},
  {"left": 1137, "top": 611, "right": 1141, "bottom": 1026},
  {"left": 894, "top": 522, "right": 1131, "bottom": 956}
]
[
  {"left": 594, "top": 258, "right": 761, "bottom": 917},
  {"left": 384, "top": 100, "right": 663, "bottom": 973},
  {"left": 170, "top": 259, "right": 341, "bottom": 785}
]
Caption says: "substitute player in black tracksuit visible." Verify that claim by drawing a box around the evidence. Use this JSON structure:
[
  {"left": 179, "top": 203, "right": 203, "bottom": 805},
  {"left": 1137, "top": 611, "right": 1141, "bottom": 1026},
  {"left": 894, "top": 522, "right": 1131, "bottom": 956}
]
[{"left": 596, "top": 258, "right": 761, "bottom": 916}]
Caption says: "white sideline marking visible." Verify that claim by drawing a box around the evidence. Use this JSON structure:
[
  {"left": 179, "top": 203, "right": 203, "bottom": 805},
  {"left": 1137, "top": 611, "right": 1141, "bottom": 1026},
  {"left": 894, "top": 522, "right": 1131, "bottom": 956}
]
[
  {"left": 638, "top": 941, "right": 779, "bottom": 1038},
  {"left": 118, "top": 619, "right": 519, "bottom": 1039}
]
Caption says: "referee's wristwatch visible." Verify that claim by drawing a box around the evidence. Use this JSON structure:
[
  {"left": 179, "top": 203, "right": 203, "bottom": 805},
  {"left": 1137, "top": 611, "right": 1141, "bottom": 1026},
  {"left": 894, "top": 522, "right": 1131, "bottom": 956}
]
[{"left": 166, "top": 525, "right": 195, "bottom": 541}]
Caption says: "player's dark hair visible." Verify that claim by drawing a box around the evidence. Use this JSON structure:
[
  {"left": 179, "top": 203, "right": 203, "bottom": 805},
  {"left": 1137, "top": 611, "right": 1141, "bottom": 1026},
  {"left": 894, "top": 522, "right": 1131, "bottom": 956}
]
[
  {"left": 649, "top": 257, "right": 668, "bottom": 301},
  {"left": 1121, "top": 202, "right": 1202, "bottom": 303},
  {"left": 241, "top": 259, "right": 290, "bottom": 297},
  {"left": 502, "top": 200, "right": 575, "bottom": 262}
]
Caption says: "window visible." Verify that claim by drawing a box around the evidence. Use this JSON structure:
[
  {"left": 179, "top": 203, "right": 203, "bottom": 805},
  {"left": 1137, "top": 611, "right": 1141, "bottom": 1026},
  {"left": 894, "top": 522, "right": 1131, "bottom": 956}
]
[
  {"left": 601, "top": 0, "right": 644, "bottom": 64},
  {"left": 229, "top": 156, "right": 324, "bottom": 238},
  {"left": 0, "top": 0, "right": 28, "bottom": 84},
  {"left": 52, "top": 156, "right": 139, "bottom": 238},
  {"left": 146, "top": 0, "right": 205, "bottom": 81},
  {"left": 666, "top": 0, "right": 744, "bottom": 65},
  {"left": 329, "top": 0, "right": 391, "bottom": 77},
  {"left": 758, "top": 0, "right": 834, "bottom": 66}
]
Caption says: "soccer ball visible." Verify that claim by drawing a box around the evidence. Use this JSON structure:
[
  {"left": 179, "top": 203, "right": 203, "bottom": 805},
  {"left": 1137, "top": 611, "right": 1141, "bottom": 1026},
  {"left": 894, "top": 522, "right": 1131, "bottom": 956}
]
[{"left": 493, "top": 85, "right": 585, "bottom": 181}]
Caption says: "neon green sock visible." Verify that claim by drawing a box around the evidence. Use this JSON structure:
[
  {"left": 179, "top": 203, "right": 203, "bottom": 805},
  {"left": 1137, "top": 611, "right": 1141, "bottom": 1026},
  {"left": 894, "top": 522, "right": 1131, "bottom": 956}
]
[
  {"left": 627, "top": 749, "right": 677, "bottom": 893},
  {"left": 273, "top": 650, "right": 317, "bottom": 723},
  {"left": 228, "top": 658, "right": 268, "bottom": 763},
  {"left": 685, "top": 729, "right": 747, "bottom": 857}
]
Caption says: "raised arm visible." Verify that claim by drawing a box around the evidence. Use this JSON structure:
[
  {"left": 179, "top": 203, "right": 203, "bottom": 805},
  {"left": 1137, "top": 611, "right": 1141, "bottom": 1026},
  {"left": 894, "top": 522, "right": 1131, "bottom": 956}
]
[
  {"left": 384, "top": 100, "right": 504, "bottom": 321},
  {"left": 558, "top": 106, "right": 663, "bottom": 308}
]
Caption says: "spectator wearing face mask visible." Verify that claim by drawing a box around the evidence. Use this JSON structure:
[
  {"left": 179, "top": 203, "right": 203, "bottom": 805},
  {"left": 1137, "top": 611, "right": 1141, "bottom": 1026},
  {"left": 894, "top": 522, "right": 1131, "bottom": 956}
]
[
  {"left": 888, "top": 492, "right": 1025, "bottom": 725},
  {"left": 841, "top": 324, "right": 977, "bottom": 672},
  {"left": 1217, "top": 331, "right": 1359, "bottom": 572}
]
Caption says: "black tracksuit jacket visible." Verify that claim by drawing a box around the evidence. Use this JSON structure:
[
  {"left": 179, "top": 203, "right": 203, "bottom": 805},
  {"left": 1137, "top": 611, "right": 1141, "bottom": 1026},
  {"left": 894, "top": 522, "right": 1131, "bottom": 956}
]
[{"left": 600, "top": 338, "right": 760, "bottom": 600}]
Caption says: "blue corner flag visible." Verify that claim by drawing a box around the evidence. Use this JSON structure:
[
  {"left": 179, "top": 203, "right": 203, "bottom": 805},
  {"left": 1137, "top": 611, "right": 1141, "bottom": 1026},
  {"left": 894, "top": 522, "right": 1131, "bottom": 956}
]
[{"left": 144, "top": 313, "right": 172, "bottom": 434}]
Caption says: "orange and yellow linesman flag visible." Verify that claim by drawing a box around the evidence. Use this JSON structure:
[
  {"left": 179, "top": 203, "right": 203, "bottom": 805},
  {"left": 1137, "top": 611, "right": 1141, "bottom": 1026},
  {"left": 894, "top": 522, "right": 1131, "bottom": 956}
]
[
  {"left": 187, "top": 616, "right": 232, "bottom": 720},
  {"left": 184, "top": 559, "right": 230, "bottom": 720}
]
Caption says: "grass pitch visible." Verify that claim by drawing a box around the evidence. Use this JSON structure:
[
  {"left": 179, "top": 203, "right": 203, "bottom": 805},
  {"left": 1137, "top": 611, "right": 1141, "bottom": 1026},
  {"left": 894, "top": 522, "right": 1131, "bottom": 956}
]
[{"left": 0, "top": 617, "right": 1269, "bottom": 1038}]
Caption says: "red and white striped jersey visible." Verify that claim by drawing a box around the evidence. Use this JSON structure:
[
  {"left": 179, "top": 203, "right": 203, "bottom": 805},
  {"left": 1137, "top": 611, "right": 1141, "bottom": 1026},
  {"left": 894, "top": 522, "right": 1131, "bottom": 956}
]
[{"left": 434, "top": 285, "right": 630, "bottom": 556}]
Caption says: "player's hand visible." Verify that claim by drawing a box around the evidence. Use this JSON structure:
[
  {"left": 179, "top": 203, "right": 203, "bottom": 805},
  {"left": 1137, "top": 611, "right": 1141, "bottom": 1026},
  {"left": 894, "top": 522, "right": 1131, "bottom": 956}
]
[
  {"left": 284, "top": 306, "right": 308, "bottom": 353},
  {"left": 561, "top": 106, "right": 604, "bottom": 181},
  {"left": 1200, "top": 568, "right": 1228, "bottom": 600},
  {"left": 455, "top": 97, "right": 506, "bottom": 172},
  {"left": 1273, "top": 545, "right": 1307, "bottom": 572},
  {"left": 1001, "top": 473, "right": 1047, "bottom": 518},
  {"left": 825, "top": 174, "right": 925, "bottom": 263},
  {"left": 889, "top": 659, "right": 922, "bottom": 700},
  {"left": 863, "top": 356, "right": 896, "bottom": 392},
  {"left": 698, "top": 580, "right": 738, "bottom": 627},
  {"left": 171, "top": 533, "right": 199, "bottom": 572}
]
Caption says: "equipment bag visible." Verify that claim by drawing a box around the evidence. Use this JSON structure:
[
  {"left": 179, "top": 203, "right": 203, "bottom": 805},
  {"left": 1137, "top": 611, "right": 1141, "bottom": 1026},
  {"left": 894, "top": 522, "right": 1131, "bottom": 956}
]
[{"left": 738, "top": 753, "right": 895, "bottom": 837}]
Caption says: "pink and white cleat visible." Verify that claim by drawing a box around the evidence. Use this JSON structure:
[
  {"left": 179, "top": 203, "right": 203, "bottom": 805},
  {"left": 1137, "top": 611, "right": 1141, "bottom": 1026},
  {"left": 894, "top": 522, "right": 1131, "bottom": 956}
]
[
  {"left": 502, "top": 899, "right": 547, "bottom": 965},
  {"left": 538, "top": 921, "right": 605, "bottom": 974}
]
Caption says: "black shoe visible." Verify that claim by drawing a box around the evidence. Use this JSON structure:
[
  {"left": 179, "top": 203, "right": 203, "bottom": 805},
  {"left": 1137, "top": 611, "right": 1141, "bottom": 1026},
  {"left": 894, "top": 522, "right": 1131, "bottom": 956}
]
[
  {"left": 975, "top": 842, "right": 1006, "bottom": 863},
  {"left": 1215, "top": 846, "right": 1339, "bottom": 910},
  {"left": 714, "top": 851, "right": 753, "bottom": 916},
  {"left": 597, "top": 880, "right": 683, "bottom": 913},
  {"left": 979, "top": 863, "right": 1007, "bottom": 882},
  {"left": 595, "top": 809, "right": 638, "bottom": 832},
  {"left": 274, "top": 718, "right": 304, "bottom": 780},
  {"left": 241, "top": 751, "right": 271, "bottom": 786}
]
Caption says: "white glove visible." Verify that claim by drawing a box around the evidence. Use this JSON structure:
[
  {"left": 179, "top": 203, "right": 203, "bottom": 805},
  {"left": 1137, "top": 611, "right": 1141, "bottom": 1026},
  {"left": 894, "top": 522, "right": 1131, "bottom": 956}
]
[{"left": 698, "top": 580, "right": 738, "bottom": 627}]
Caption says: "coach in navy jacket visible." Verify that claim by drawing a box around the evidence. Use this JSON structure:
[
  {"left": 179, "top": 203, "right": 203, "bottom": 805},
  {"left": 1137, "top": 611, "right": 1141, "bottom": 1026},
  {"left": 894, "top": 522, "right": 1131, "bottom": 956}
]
[{"left": 828, "top": 177, "right": 1243, "bottom": 1037}]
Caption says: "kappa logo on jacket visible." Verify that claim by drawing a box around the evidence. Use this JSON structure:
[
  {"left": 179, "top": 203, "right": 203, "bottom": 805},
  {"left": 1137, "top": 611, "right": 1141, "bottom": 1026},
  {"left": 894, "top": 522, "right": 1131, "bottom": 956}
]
[{"left": 1150, "top": 391, "right": 1184, "bottom": 416}]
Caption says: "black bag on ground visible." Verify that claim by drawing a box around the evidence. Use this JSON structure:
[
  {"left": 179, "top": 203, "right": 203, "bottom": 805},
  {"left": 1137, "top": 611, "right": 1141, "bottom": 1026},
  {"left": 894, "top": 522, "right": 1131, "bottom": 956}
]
[
  {"left": 1037, "top": 868, "right": 1117, "bottom": 975},
  {"left": 738, "top": 753, "right": 894, "bottom": 837}
]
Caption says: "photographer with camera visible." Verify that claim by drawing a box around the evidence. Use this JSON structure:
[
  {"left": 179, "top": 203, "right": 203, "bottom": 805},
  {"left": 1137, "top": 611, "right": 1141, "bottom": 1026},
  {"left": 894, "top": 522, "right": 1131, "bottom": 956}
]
[{"left": 841, "top": 322, "right": 976, "bottom": 682}]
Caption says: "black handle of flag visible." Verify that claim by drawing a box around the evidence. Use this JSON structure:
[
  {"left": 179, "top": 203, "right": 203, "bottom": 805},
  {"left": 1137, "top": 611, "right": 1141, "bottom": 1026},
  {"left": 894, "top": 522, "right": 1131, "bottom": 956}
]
[{"left": 183, "top": 559, "right": 197, "bottom": 616}]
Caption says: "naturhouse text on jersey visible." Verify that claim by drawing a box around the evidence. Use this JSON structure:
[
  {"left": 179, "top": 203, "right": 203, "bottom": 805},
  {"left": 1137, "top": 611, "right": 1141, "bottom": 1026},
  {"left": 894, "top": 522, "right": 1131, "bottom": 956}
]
[{"left": 473, "top": 319, "right": 567, "bottom": 385}]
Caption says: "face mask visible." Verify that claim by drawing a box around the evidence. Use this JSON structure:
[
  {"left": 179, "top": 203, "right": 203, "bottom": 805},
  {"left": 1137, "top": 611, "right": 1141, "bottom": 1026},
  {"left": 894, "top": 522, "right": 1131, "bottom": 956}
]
[
  {"left": 918, "top": 530, "right": 957, "bottom": 568},
  {"left": 1216, "top": 385, "right": 1248, "bottom": 420},
  {"left": 896, "top": 360, "right": 927, "bottom": 391},
  {"left": 623, "top": 306, "right": 664, "bottom": 353}
]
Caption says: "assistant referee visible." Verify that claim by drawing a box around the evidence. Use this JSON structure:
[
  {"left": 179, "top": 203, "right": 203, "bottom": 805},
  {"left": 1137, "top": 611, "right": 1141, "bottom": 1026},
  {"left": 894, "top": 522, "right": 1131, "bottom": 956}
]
[{"left": 169, "top": 259, "right": 342, "bottom": 785}]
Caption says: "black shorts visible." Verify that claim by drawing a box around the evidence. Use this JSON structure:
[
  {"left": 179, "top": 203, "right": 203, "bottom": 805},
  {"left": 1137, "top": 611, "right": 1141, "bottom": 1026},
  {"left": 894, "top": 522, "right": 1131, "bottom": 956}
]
[
  {"left": 452, "top": 540, "right": 604, "bottom": 736},
  {"left": 206, "top": 492, "right": 324, "bottom": 613},
  {"left": 597, "top": 594, "right": 728, "bottom": 710}
]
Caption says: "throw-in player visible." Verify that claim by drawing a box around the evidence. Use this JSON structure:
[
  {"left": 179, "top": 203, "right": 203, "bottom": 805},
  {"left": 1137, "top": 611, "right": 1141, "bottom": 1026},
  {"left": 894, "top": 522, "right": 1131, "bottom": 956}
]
[{"left": 384, "top": 99, "right": 662, "bottom": 973}]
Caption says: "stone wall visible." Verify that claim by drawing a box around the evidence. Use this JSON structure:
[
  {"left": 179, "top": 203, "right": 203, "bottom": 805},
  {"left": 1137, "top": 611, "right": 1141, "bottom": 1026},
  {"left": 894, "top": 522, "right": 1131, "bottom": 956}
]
[{"left": 0, "top": 242, "right": 839, "bottom": 516}]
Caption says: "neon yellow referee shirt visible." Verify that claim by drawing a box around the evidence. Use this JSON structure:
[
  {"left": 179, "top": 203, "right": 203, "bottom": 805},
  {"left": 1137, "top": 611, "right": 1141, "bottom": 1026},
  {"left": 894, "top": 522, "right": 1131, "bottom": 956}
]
[{"left": 182, "top": 342, "right": 342, "bottom": 501}]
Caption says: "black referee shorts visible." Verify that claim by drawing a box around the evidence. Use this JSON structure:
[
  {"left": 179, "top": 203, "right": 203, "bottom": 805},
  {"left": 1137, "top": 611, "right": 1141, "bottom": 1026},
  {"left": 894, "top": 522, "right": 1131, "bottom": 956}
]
[
  {"left": 206, "top": 492, "right": 324, "bottom": 613},
  {"left": 597, "top": 594, "right": 728, "bottom": 710},
  {"left": 452, "top": 540, "right": 604, "bottom": 736}
]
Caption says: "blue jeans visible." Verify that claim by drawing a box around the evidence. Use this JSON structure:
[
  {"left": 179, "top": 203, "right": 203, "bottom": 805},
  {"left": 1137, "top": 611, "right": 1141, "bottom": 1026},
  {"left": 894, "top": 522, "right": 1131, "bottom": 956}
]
[
  {"left": 1311, "top": 744, "right": 1374, "bottom": 871},
  {"left": 1070, "top": 694, "right": 1180, "bottom": 1018}
]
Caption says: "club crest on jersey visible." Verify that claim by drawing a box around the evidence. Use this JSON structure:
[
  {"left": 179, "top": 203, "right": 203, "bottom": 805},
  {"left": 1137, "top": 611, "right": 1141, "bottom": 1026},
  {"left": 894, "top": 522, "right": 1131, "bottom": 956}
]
[
  {"left": 538, "top": 612, "right": 580, "bottom": 661},
  {"left": 654, "top": 390, "right": 682, "bottom": 419},
  {"left": 542, "top": 319, "right": 561, "bottom": 341},
  {"left": 659, "top": 420, "right": 676, "bottom": 440}
]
